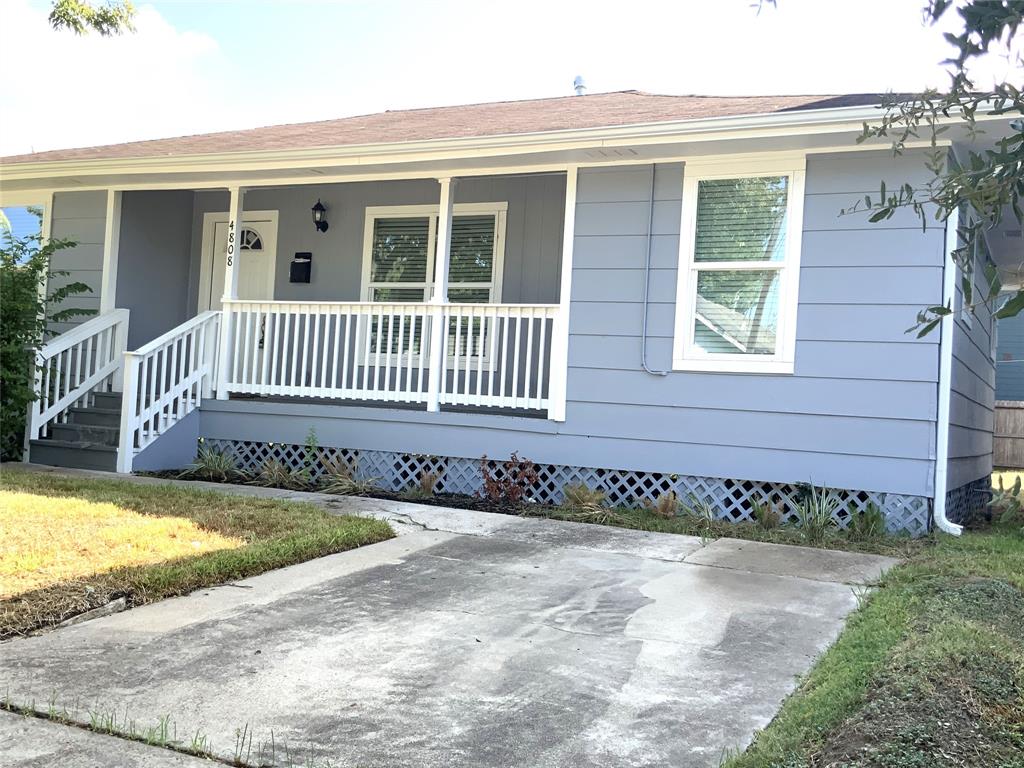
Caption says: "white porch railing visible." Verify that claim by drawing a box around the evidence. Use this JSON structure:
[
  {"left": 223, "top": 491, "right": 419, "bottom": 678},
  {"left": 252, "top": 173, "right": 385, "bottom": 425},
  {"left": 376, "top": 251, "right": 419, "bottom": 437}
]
[
  {"left": 24, "top": 309, "right": 129, "bottom": 446},
  {"left": 117, "top": 311, "right": 220, "bottom": 472},
  {"left": 439, "top": 303, "right": 558, "bottom": 410},
  {"left": 220, "top": 300, "right": 559, "bottom": 411}
]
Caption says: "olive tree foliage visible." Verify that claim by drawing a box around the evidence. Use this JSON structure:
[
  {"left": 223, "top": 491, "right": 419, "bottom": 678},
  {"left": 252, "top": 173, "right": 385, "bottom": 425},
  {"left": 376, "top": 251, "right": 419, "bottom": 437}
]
[
  {"left": 765, "top": 0, "right": 1022, "bottom": 335},
  {"left": 48, "top": 0, "right": 135, "bottom": 36},
  {"left": 0, "top": 233, "right": 95, "bottom": 460},
  {"left": 847, "top": 1, "right": 1023, "bottom": 336}
]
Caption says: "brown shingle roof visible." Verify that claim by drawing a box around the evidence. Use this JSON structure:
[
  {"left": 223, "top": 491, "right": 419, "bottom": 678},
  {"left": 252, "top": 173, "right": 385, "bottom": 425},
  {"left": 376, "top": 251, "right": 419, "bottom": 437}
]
[{"left": 1, "top": 91, "right": 885, "bottom": 165}]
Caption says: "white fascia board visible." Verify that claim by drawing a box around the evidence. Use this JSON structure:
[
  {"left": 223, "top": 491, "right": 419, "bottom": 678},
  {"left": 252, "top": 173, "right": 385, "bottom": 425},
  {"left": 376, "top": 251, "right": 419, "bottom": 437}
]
[{"left": 0, "top": 103, "right": 986, "bottom": 184}]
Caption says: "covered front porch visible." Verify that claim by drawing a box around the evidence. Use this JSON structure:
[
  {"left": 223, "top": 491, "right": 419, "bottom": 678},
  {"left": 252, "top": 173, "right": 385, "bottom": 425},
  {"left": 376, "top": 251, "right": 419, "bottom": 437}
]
[{"left": 26, "top": 168, "right": 576, "bottom": 472}]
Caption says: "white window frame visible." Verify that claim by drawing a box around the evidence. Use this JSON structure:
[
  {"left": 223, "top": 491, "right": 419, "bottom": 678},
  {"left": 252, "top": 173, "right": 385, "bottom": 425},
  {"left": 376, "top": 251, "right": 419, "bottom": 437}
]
[
  {"left": 360, "top": 202, "right": 507, "bottom": 304},
  {"left": 672, "top": 154, "right": 806, "bottom": 374}
]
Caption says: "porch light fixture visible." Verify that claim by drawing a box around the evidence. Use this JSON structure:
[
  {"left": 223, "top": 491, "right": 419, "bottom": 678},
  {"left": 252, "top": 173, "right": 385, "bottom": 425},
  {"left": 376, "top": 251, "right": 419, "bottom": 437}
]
[{"left": 312, "top": 199, "right": 329, "bottom": 232}]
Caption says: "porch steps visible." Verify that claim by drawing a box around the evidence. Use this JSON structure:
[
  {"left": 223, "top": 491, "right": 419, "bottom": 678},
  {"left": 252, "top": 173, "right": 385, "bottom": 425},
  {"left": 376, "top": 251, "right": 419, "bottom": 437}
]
[{"left": 28, "top": 391, "right": 122, "bottom": 472}]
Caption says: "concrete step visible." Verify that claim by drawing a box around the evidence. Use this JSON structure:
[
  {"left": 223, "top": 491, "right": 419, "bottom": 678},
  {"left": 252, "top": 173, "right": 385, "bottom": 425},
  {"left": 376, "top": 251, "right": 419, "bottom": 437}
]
[
  {"left": 49, "top": 422, "right": 120, "bottom": 447},
  {"left": 67, "top": 407, "right": 121, "bottom": 428},
  {"left": 29, "top": 439, "right": 117, "bottom": 472},
  {"left": 91, "top": 391, "right": 123, "bottom": 410}
]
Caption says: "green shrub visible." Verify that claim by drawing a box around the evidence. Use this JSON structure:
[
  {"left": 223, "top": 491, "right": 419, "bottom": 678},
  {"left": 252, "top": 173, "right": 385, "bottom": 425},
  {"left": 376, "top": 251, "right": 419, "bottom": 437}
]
[
  {"left": 681, "top": 493, "right": 718, "bottom": 535},
  {"left": 318, "top": 456, "right": 378, "bottom": 496},
  {"left": 1, "top": 231, "right": 94, "bottom": 459},
  {"left": 848, "top": 502, "right": 887, "bottom": 540},
  {"left": 177, "top": 444, "right": 242, "bottom": 483},
  {"left": 248, "top": 459, "right": 310, "bottom": 491},
  {"left": 799, "top": 485, "right": 839, "bottom": 544},
  {"left": 751, "top": 499, "right": 782, "bottom": 530},
  {"left": 988, "top": 474, "right": 1023, "bottom": 525},
  {"left": 562, "top": 482, "right": 606, "bottom": 511}
]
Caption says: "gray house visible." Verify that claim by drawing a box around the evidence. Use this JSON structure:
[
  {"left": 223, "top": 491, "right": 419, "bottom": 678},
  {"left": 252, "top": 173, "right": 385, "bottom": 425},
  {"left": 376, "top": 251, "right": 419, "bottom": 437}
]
[{"left": 2, "top": 91, "right": 1014, "bottom": 535}]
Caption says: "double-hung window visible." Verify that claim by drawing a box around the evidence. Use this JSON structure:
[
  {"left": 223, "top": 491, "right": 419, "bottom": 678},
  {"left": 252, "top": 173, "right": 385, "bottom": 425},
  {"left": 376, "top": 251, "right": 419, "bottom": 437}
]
[
  {"left": 362, "top": 202, "right": 506, "bottom": 303},
  {"left": 361, "top": 203, "right": 507, "bottom": 357},
  {"left": 672, "top": 155, "right": 806, "bottom": 374}
]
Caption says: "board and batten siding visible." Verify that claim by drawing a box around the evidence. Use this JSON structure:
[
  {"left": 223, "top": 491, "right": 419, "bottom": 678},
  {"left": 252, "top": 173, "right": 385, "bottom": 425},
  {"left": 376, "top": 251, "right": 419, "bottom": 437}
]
[
  {"left": 48, "top": 191, "right": 107, "bottom": 334},
  {"left": 201, "top": 149, "right": 949, "bottom": 499},
  {"left": 948, "top": 259, "right": 996, "bottom": 486}
]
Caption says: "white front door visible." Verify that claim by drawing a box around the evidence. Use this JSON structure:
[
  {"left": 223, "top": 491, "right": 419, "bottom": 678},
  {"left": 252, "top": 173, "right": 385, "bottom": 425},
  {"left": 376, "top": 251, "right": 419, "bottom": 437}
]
[{"left": 199, "top": 211, "right": 279, "bottom": 311}]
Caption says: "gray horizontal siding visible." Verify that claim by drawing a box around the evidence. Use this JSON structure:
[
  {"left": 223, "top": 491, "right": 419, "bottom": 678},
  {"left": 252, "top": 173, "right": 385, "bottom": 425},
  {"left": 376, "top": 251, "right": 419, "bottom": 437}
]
[
  {"left": 568, "top": 334, "right": 937, "bottom": 382},
  {"left": 948, "top": 245, "right": 995, "bottom": 484},
  {"left": 560, "top": 152, "right": 943, "bottom": 497},
  {"left": 199, "top": 150, "right": 946, "bottom": 499},
  {"left": 49, "top": 191, "right": 106, "bottom": 334}
]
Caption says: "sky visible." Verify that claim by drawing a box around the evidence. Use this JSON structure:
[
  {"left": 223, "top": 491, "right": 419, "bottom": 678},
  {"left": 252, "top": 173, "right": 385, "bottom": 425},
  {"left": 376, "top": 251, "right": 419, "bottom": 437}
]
[{"left": 0, "top": 0, "right": 1017, "bottom": 157}]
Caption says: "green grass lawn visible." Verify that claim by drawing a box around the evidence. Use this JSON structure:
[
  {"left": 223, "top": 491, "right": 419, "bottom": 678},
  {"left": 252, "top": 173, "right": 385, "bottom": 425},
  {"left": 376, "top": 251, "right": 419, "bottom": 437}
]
[
  {"left": 0, "top": 467, "right": 393, "bottom": 639},
  {"left": 724, "top": 522, "right": 1024, "bottom": 768}
]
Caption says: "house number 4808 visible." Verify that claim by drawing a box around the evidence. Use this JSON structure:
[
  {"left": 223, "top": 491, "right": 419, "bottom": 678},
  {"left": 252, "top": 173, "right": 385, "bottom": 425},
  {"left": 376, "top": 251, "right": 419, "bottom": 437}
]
[{"left": 226, "top": 220, "right": 235, "bottom": 266}]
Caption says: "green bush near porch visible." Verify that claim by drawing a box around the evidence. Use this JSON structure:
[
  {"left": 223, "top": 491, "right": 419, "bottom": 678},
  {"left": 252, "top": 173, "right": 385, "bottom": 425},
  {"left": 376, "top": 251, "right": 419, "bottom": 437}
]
[{"left": 0, "top": 232, "right": 94, "bottom": 461}]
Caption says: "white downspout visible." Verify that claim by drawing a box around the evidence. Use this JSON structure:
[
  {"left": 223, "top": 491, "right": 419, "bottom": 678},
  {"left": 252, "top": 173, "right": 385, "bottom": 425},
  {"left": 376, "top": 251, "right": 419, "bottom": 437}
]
[{"left": 933, "top": 205, "right": 963, "bottom": 536}]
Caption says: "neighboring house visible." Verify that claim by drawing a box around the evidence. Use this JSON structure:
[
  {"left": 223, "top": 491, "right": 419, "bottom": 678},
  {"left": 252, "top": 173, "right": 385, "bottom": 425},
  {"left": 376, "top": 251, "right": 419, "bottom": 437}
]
[
  {"left": 996, "top": 312, "right": 1024, "bottom": 401},
  {"left": 2, "top": 91, "right": 1014, "bottom": 535},
  {"left": 994, "top": 296, "right": 1024, "bottom": 469}
]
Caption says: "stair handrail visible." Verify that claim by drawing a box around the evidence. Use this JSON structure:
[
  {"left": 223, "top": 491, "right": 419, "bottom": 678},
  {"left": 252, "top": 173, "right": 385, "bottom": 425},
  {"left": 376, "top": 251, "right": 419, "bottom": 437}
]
[
  {"left": 117, "top": 311, "right": 221, "bottom": 473},
  {"left": 24, "top": 309, "right": 130, "bottom": 452}
]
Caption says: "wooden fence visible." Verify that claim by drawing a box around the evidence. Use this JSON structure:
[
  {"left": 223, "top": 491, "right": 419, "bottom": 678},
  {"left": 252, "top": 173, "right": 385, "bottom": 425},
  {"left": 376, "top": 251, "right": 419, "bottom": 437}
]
[{"left": 994, "top": 400, "right": 1024, "bottom": 468}]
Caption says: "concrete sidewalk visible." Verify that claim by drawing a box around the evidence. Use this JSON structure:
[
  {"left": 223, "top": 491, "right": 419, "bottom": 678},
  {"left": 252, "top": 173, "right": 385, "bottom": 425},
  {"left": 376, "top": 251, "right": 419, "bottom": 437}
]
[
  {"left": 2, "top": 465, "right": 899, "bottom": 767},
  {"left": 0, "top": 711, "right": 215, "bottom": 767}
]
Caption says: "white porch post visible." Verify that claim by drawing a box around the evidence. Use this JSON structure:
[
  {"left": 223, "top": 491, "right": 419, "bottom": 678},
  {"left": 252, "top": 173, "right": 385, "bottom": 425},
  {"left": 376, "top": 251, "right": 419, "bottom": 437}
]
[
  {"left": 546, "top": 166, "right": 577, "bottom": 421},
  {"left": 426, "top": 177, "right": 455, "bottom": 412},
  {"left": 116, "top": 353, "right": 140, "bottom": 473},
  {"left": 215, "top": 186, "right": 246, "bottom": 400},
  {"left": 99, "top": 190, "right": 122, "bottom": 314},
  {"left": 99, "top": 190, "right": 126, "bottom": 389}
]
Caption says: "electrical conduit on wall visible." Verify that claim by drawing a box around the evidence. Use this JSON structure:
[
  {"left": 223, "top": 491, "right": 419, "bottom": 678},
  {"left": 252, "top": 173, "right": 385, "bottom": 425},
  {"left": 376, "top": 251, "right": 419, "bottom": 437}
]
[{"left": 642, "top": 163, "right": 669, "bottom": 377}]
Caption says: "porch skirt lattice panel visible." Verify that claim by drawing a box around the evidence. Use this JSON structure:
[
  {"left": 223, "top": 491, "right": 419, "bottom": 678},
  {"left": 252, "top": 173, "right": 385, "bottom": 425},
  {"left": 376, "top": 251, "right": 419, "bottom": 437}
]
[
  {"left": 945, "top": 477, "right": 992, "bottom": 526},
  {"left": 205, "top": 439, "right": 932, "bottom": 536}
]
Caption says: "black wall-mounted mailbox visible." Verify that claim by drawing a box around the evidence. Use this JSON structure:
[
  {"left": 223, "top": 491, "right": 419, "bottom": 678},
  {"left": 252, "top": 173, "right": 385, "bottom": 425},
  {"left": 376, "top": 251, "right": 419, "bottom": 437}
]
[{"left": 290, "top": 252, "right": 312, "bottom": 283}]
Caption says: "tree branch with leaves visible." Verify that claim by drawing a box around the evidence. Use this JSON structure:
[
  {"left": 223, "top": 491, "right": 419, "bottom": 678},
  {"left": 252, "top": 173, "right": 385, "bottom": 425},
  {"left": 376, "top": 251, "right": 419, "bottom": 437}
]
[
  {"left": 48, "top": 0, "right": 135, "bottom": 36},
  {"left": 839, "top": 0, "right": 1022, "bottom": 334}
]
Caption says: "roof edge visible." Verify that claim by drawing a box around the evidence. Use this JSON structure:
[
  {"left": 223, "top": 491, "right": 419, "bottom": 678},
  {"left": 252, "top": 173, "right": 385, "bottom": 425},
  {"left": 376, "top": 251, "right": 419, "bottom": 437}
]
[
  {"left": 2, "top": 90, "right": 874, "bottom": 165},
  {"left": 1, "top": 103, "right": 900, "bottom": 182}
]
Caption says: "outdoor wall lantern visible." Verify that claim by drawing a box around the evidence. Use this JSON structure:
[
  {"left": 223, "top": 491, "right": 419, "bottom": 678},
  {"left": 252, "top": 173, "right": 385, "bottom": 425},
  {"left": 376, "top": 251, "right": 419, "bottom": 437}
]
[{"left": 311, "top": 199, "right": 329, "bottom": 233}]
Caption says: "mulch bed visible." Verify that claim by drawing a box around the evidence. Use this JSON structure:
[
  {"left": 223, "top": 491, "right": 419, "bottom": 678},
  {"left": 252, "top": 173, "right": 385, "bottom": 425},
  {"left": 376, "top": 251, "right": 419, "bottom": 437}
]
[{"left": 139, "top": 469, "right": 535, "bottom": 516}]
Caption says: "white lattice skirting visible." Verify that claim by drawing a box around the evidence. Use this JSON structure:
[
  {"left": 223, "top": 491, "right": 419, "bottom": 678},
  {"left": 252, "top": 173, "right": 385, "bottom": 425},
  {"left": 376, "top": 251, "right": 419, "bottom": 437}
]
[{"left": 206, "top": 439, "right": 933, "bottom": 536}]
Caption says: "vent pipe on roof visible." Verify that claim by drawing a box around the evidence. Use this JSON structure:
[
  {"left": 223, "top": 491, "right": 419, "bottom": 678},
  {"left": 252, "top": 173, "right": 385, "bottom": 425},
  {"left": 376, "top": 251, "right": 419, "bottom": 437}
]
[{"left": 573, "top": 76, "right": 586, "bottom": 96}]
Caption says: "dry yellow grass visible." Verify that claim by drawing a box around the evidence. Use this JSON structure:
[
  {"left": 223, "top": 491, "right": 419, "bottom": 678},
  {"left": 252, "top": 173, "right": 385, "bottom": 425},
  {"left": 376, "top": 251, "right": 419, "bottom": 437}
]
[
  {"left": 0, "top": 469, "right": 393, "bottom": 638},
  {"left": 0, "top": 489, "right": 243, "bottom": 599}
]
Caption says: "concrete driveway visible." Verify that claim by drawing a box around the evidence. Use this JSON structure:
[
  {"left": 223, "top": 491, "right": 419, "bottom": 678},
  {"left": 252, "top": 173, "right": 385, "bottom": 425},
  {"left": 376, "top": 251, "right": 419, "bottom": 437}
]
[{"left": 1, "top": 487, "right": 897, "bottom": 768}]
